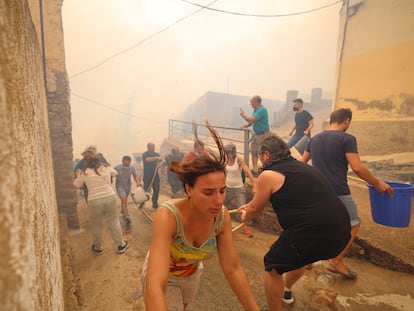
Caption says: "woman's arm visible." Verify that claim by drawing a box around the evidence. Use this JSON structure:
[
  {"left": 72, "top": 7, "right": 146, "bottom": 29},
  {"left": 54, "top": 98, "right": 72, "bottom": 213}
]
[
  {"left": 144, "top": 207, "right": 176, "bottom": 311},
  {"left": 110, "top": 167, "right": 119, "bottom": 177},
  {"left": 239, "top": 170, "right": 284, "bottom": 222},
  {"left": 217, "top": 210, "right": 260, "bottom": 311},
  {"left": 73, "top": 172, "right": 85, "bottom": 189}
]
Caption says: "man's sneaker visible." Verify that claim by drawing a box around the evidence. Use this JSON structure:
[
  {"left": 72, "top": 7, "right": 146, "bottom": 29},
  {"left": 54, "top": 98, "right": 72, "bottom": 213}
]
[
  {"left": 242, "top": 226, "right": 253, "bottom": 237},
  {"left": 117, "top": 241, "right": 129, "bottom": 254},
  {"left": 282, "top": 290, "right": 294, "bottom": 304},
  {"left": 91, "top": 244, "right": 104, "bottom": 255}
]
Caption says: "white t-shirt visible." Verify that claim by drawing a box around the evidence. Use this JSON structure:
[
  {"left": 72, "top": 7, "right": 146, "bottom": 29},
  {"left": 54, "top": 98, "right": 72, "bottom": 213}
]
[{"left": 74, "top": 166, "right": 117, "bottom": 201}]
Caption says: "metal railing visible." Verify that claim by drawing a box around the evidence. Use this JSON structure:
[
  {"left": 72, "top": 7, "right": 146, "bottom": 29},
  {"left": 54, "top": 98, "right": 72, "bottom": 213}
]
[{"left": 168, "top": 119, "right": 252, "bottom": 166}]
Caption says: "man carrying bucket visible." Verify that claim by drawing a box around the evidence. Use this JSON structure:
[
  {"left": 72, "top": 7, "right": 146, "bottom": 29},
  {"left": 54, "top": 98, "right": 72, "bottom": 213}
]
[{"left": 302, "top": 108, "right": 394, "bottom": 279}]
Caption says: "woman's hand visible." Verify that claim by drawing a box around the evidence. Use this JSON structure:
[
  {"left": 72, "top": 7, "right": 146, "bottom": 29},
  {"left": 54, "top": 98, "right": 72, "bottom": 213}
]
[{"left": 238, "top": 206, "right": 248, "bottom": 223}]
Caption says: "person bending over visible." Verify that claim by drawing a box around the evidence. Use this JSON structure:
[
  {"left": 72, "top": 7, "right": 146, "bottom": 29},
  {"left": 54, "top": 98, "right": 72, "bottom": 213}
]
[{"left": 239, "top": 134, "right": 351, "bottom": 311}]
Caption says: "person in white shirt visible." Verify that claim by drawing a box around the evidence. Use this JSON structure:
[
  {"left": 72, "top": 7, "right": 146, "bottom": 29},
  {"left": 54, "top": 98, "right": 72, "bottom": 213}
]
[
  {"left": 223, "top": 143, "right": 256, "bottom": 237},
  {"left": 74, "top": 147, "right": 129, "bottom": 255}
]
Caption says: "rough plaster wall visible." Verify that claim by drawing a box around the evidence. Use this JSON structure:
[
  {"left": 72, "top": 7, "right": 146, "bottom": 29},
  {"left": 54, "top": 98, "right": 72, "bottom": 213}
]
[
  {"left": 347, "top": 120, "right": 414, "bottom": 156},
  {"left": 333, "top": 0, "right": 414, "bottom": 153},
  {"left": 0, "top": 1, "right": 64, "bottom": 310},
  {"left": 336, "top": 0, "right": 414, "bottom": 118}
]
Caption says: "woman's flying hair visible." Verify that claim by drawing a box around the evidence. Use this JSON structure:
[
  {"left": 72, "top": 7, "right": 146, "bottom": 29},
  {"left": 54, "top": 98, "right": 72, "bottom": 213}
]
[{"left": 170, "top": 121, "right": 228, "bottom": 189}]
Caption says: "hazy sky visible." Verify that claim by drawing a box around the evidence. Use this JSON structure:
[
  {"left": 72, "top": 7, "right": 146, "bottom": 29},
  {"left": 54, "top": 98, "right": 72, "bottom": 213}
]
[{"left": 62, "top": 0, "right": 342, "bottom": 164}]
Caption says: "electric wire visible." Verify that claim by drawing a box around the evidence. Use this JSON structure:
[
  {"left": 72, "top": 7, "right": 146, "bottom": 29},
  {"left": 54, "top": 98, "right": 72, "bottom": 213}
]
[
  {"left": 69, "top": 0, "right": 342, "bottom": 80},
  {"left": 180, "top": 0, "right": 343, "bottom": 17},
  {"left": 72, "top": 92, "right": 164, "bottom": 124},
  {"left": 69, "top": 0, "right": 342, "bottom": 122},
  {"left": 69, "top": 0, "right": 220, "bottom": 79}
]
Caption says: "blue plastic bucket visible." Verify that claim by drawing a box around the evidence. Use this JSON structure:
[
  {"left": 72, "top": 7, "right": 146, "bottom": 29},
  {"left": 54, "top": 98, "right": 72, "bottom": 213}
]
[{"left": 367, "top": 182, "right": 414, "bottom": 228}]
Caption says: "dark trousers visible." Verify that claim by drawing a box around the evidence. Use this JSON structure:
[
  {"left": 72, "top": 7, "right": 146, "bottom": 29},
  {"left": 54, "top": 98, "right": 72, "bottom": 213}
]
[{"left": 144, "top": 174, "right": 160, "bottom": 208}]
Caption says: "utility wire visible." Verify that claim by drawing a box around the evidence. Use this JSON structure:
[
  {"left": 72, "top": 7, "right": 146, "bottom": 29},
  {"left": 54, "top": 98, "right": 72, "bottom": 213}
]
[
  {"left": 180, "top": 0, "right": 343, "bottom": 17},
  {"left": 71, "top": 92, "right": 164, "bottom": 124},
  {"left": 70, "top": 0, "right": 220, "bottom": 79}
]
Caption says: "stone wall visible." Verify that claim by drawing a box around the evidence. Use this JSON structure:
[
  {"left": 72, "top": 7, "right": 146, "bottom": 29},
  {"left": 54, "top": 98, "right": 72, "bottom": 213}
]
[
  {"left": 29, "top": 0, "right": 79, "bottom": 229},
  {"left": 0, "top": 1, "right": 64, "bottom": 310}
]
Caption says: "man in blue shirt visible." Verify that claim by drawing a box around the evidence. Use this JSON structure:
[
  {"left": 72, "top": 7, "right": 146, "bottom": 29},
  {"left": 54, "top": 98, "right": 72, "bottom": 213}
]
[
  {"left": 240, "top": 95, "right": 270, "bottom": 175},
  {"left": 302, "top": 108, "right": 393, "bottom": 279}
]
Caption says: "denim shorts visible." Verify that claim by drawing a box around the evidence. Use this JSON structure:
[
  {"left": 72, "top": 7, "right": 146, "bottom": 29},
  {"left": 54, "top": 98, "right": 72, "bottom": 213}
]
[{"left": 338, "top": 195, "right": 361, "bottom": 226}]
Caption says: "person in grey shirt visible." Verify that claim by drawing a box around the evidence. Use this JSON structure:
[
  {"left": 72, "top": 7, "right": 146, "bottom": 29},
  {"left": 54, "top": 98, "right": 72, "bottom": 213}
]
[{"left": 114, "top": 155, "right": 142, "bottom": 224}]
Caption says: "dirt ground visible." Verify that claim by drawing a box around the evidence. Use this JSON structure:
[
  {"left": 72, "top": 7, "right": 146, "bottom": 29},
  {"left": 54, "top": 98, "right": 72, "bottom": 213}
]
[{"left": 68, "top": 182, "right": 414, "bottom": 311}]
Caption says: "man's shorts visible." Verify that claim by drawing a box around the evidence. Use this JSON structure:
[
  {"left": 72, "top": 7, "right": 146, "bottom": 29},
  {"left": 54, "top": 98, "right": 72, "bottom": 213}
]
[
  {"left": 116, "top": 185, "right": 131, "bottom": 198},
  {"left": 338, "top": 195, "right": 361, "bottom": 226},
  {"left": 250, "top": 131, "right": 270, "bottom": 155}
]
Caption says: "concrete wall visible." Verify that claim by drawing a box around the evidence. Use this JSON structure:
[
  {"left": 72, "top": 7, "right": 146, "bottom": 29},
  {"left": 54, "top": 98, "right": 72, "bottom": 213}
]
[
  {"left": 0, "top": 1, "right": 64, "bottom": 310},
  {"left": 334, "top": 0, "right": 414, "bottom": 154}
]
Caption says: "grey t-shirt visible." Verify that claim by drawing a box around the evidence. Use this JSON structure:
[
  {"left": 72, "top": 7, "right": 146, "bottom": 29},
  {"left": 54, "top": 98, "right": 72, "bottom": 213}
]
[{"left": 114, "top": 165, "right": 137, "bottom": 189}]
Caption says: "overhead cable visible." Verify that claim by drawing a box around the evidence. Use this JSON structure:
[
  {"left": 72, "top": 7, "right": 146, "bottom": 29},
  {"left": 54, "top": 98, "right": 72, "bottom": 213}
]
[
  {"left": 70, "top": 0, "right": 220, "bottom": 79},
  {"left": 71, "top": 92, "right": 163, "bottom": 124},
  {"left": 180, "top": 0, "right": 343, "bottom": 17}
]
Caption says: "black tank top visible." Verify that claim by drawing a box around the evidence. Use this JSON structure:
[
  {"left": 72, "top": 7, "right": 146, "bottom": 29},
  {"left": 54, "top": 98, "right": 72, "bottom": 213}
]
[{"left": 263, "top": 157, "right": 350, "bottom": 240}]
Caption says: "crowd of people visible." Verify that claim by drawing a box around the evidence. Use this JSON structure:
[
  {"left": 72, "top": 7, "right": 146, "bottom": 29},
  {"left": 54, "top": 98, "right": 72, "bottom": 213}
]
[{"left": 72, "top": 96, "right": 394, "bottom": 311}]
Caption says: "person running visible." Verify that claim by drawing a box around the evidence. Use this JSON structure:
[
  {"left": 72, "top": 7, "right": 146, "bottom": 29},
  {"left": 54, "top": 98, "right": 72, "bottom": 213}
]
[
  {"left": 239, "top": 134, "right": 351, "bottom": 311},
  {"left": 142, "top": 123, "right": 260, "bottom": 311},
  {"left": 302, "top": 108, "right": 394, "bottom": 278},
  {"left": 74, "top": 148, "right": 129, "bottom": 255},
  {"left": 114, "top": 155, "right": 142, "bottom": 224},
  {"left": 223, "top": 143, "right": 256, "bottom": 237},
  {"left": 287, "top": 98, "right": 314, "bottom": 154}
]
